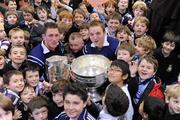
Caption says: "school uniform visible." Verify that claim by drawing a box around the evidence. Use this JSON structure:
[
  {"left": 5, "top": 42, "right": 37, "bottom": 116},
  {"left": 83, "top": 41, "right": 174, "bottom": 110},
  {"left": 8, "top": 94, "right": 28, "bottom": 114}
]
[
  {"left": 128, "top": 76, "right": 165, "bottom": 120},
  {"left": 163, "top": 104, "right": 180, "bottom": 120},
  {"left": 83, "top": 35, "right": 120, "bottom": 60}
]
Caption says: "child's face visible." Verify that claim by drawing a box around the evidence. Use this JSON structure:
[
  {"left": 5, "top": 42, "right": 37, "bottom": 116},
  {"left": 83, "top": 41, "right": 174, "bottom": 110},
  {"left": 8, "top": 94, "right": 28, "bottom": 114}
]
[
  {"left": 116, "top": 30, "right": 129, "bottom": 41},
  {"left": 80, "top": 28, "right": 89, "bottom": 40},
  {"left": 37, "top": 9, "right": 48, "bottom": 21},
  {"left": 0, "top": 24, "right": 6, "bottom": 39},
  {"left": 0, "top": 55, "right": 5, "bottom": 69},
  {"left": 105, "top": 4, "right": 116, "bottom": 16},
  {"left": 73, "top": 13, "right": 85, "bottom": 26},
  {"left": 8, "top": 1, "right": 17, "bottom": 11},
  {"left": 0, "top": 77, "right": 3, "bottom": 88},
  {"left": 61, "top": 18, "right": 73, "bottom": 27},
  {"left": 20, "top": 86, "right": 35, "bottom": 104},
  {"left": 8, "top": 74, "right": 25, "bottom": 93},
  {"left": 168, "top": 96, "right": 180, "bottom": 114},
  {"left": 90, "top": 13, "right": 100, "bottom": 22},
  {"left": 0, "top": 17, "right": 4, "bottom": 25},
  {"left": 138, "top": 59, "right": 156, "bottom": 80},
  {"left": 23, "top": 12, "right": 34, "bottom": 22},
  {"left": 117, "top": 49, "right": 132, "bottom": 63},
  {"left": 7, "top": 14, "right": 17, "bottom": 25},
  {"left": 10, "top": 31, "right": 25, "bottom": 45},
  {"left": 25, "top": 71, "right": 39, "bottom": 87},
  {"left": 162, "top": 41, "right": 175, "bottom": 56},
  {"left": 107, "top": 19, "right": 120, "bottom": 33},
  {"left": 69, "top": 38, "right": 84, "bottom": 53},
  {"left": 134, "top": 22, "right": 148, "bottom": 37},
  {"left": 52, "top": 91, "right": 63, "bottom": 107},
  {"left": 0, "top": 107, "right": 13, "bottom": 120},
  {"left": 135, "top": 44, "right": 146, "bottom": 56},
  {"left": 108, "top": 66, "right": 127, "bottom": 86},
  {"left": 64, "top": 94, "right": 87, "bottom": 120},
  {"left": 9, "top": 47, "right": 26, "bottom": 64},
  {"left": 118, "top": 0, "right": 128, "bottom": 11},
  {"left": 133, "top": 8, "right": 144, "bottom": 18},
  {"left": 32, "top": 107, "right": 48, "bottom": 120}
]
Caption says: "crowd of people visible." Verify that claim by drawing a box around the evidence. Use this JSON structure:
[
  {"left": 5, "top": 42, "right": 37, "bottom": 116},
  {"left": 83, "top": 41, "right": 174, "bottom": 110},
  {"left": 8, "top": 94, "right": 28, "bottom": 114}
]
[{"left": 0, "top": 0, "right": 180, "bottom": 120}]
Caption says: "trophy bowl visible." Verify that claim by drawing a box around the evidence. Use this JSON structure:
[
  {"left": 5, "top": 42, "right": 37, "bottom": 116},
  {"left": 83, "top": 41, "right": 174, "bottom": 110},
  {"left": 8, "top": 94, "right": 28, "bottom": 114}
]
[{"left": 71, "top": 54, "right": 111, "bottom": 102}]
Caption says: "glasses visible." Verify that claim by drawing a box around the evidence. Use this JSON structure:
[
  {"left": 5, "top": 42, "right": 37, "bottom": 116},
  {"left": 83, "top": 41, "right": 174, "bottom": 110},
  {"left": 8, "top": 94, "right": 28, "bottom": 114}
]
[{"left": 108, "top": 68, "right": 122, "bottom": 73}]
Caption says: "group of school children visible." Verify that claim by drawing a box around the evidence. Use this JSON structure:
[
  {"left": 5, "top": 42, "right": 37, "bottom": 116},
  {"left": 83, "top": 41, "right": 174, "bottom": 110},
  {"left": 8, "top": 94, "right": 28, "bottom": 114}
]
[{"left": 0, "top": 0, "right": 180, "bottom": 120}]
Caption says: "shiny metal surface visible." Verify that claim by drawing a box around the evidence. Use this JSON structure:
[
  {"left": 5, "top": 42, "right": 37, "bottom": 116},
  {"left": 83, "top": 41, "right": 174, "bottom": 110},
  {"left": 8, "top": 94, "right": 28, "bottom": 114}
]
[{"left": 71, "top": 55, "right": 111, "bottom": 77}]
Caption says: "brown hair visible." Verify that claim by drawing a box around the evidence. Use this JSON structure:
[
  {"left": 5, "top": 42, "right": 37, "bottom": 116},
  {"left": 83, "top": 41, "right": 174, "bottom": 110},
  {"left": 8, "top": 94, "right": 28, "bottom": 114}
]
[
  {"left": 89, "top": 20, "right": 105, "bottom": 32},
  {"left": 134, "top": 16, "right": 149, "bottom": 28},
  {"left": 0, "top": 93, "right": 14, "bottom": 112},
  {"left": 118, "top": 42, "right": 136, "bottom": 56}
]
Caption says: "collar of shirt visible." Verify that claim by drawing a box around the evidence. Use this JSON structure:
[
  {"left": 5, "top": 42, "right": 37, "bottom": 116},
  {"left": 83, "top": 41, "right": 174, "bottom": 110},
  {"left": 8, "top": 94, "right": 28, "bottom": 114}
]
[
  {"left": 41, "top": 41, "right": 50, "bottom": 54},
  {"left": 90, "top": 33, "right": 109, "bottom": 47}
]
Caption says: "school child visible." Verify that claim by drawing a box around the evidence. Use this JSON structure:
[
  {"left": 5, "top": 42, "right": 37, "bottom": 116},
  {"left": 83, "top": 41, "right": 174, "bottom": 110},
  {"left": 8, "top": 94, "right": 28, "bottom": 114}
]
[
  {"left": 128, "top": 55, "right": 165, "bottom": 120},
  {"left": 133, "top": 16, "right": 149, "bottom": 40},
  {"left": 0, "top": 93, "right": 14, "bottom": 120},
  {"left": 2, "top": 70, "right": 25, "bottom": 119},
  {"left": 128, "top": 1, "right": 148, "bottom": 27},
  {"left": 163, "top": 84, "right": 180, "bottom": 120},
  {"left": 115, "top": 25, "right": 133, "bottom": 43},
  {"left": 0, "top": 23, "right": 10, "bottom": 51},
  {"left": 107, "top": 59, "right": 134, "bottom": 120},
  {"left": 19, "top": 84, "right": 36, "bottom": 120},
  {"left": 104, "top": 0, "right": 117, "bottom": 17},
  {"left": 117, "top": 0, "right": 132, "bottom": 25},
  {"left": 78, "top": 2, "right": 91, "bottom": 22},
  {"left": 28, "top": 95, "right": 49, "bottom": 120},
  {"left": 72, "top": 8, "right": 86, "bottom": 31},
  {"left": 133, "top": 36, "right": 157, "bottom": 62},
  {"left": 48, "top": 80, "right": 70, "bottom": 120},
  {"left": 105, "top": 12, "right": 121, "bottom": 38},
  {"left": 79, "top": 23, "right": 90, "bottom": 43},
  {"left": 57, "top": 10, "right": 73, "bottom": 27},
  {"left": 154, "top": 31, "right": 180, "bottom": 85},
  {"left": 20, "top": 6, "right": 44, "bottom": 47},
  {"left": 54, "top": 82, "right": 96, "bottom": 120},
  {"left": 67, "top": 32, "right": 84, "bottom": 58},
  {"left": 98, "top": 83, "right": 129, "bottom": 120},
  {"left": 7, "top": 45, "right": 27, "bottom": 71},
  {"left": 117, "top": 42, "right": 136, "bottom": 64},
  {"left": 8, "top": 27, "right": 25, "bottom": 46},
  {"left": 141, "top": 96, "right": 165, "bottom": 120},
  {"left": 23, "top": 63, "right": 43, "bottom": 96},
  {"left": 0, "top": 48, "right": 9, "bottom": 75},
  {"left": 4, "top": 11, "right": 19, "bottom": 34},
  {"left": 36, "top": 5, "right": 54, "bottom": 26},
  {"left": 89, "top": 12, "right": 101, "bottom": 22}
]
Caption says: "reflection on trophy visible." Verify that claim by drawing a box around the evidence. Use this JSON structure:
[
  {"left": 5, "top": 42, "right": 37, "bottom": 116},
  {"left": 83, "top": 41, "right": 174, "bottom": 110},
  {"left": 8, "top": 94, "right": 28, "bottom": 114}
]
[
  {"left": 71, "top": 55, "right": 111, "bottom": 102},
  {"left": 46, "top": 55, "right": 69, "bottom": 83}
]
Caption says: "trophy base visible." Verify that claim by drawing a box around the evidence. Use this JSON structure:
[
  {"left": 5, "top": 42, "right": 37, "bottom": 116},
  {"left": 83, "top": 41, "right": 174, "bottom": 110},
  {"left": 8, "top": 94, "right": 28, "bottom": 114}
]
[{"left": 88, "top": 87, "right": 101, "bottom": 103}]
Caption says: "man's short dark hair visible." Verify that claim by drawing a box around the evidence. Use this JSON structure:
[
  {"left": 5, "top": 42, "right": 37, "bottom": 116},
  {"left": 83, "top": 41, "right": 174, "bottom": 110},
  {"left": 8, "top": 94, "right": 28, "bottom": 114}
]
[
  {"left": 105, "top": 83, "right": 129, "bottom": 116},
  {"left": 43, "top": 22, "right": 59, "bottom": 34},
  {"left": 63, "top": 82, "right": 88, "bottom": 102}
]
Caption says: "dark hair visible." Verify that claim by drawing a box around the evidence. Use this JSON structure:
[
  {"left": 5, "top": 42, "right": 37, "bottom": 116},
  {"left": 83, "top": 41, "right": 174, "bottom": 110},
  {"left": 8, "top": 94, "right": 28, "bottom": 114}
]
[
  {"left": 162, "top": 31, "right": 176, "bottom": 43},
  {"left": 110, "top": 59, "right": 130, "bottom": 83},
  {"left": 51, "top": 79, "right": 69, "bottom": 93},
  {"left": 89, "top": 20, "right": 105, "bottom": 32},
  {"left": 107, "top": 12, "right": 122, "bottom": 23},
  {"left": 144, "top": 96, "right": 165, "bottom": 120},
  {"left": 63, "top": 82, "right": 88, "bottom": 102},
  {"left": 23, "top": 63, "right": 40, "bottom": 77},
  {"left": 43, "top": 22, "right": 59, "bottom": 34},
  {"left": 3, "top": 70, "right": 23, "bottom": 85},
  {"left": 105, "top": 83, "right": 129, "bottom": 116},
  {"left": 28, "top": 96, "right": 48, "bottom": 113}
]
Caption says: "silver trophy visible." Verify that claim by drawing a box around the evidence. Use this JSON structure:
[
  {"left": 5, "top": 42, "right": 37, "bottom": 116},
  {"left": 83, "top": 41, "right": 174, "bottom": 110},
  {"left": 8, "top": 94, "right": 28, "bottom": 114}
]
[
  {"left": 46, "top": 55, "right": 69, "bottom": 82},
  {"left": 71, "top": 55, "right": 111, "bottom": 102}
]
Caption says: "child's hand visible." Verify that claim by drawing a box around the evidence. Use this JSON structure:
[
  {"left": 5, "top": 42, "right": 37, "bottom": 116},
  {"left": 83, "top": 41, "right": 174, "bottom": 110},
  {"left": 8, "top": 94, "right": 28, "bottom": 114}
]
[
  {"left": 42, "top": 81, "right": 52, "bottom": 92},
  {"left": 13, "top": 109, "right": 22, "bottom": 120},
  {"left": 129, "top": 61, "right": 138, "bottom": 77}
]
